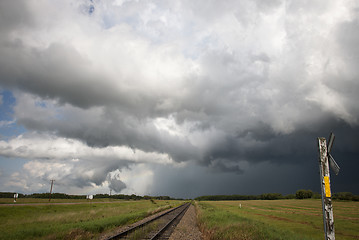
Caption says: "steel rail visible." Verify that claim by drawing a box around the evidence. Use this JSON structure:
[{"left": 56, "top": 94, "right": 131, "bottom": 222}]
[
  {"left": 106, "top": 202, "right": 190, "bottom": 240},
  {"left": 149, "top": 202, "right": 191, "bottom": 240}
]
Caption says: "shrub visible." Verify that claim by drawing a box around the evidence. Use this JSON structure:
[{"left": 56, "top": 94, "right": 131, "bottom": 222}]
[
  {"left": 295, "top": 189, "right": 313, "bottom": 199},
  {"left": 284, "top": 194, "right": 296, "bottom": 199},
  {"left": 260, "top": 193, "right": 283, "bottom": 200},
  {"left": 333, "top": 192, "right": 354, "bottom": 201}
]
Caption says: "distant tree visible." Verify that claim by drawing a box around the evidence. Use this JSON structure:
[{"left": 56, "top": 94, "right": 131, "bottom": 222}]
[
  {"left": 284, "top": 194, "right": 296, "bottom": 199},
  {"left": 333, "top": 192, "right": 354, "bottom": 201},
  {"left": 195, "top": 194, "right": 259, "bottom": 201},
  {"left": 94, "top": 194, "right": 110, "bottom": 199},
  {"left": 260, "top": 193, "right": 283, "bottom": 200},
  {"left": 312, "top": 192, "right": 321, "bottom": 199},
  {"left": 296, "top": 189, "right": 313, "bottom": 199},
  {"left": 155, "top": 196, "right": 171, "bottom": 200},
  {"left": 0, "top": 192, "right": 25, "bottom": 198}
]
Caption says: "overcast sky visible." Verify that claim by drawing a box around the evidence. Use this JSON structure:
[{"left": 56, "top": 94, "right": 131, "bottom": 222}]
[{"left": 0, "top": 0, "right": 358, "bottom": 199}]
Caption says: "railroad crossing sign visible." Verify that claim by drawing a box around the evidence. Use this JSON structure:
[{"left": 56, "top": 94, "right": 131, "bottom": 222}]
[
  {"left": 327, "top": 133, "right": 340, "bottom": 175},
  {"left": 318, "top": 132, "right": 341, "bottom": 240}
]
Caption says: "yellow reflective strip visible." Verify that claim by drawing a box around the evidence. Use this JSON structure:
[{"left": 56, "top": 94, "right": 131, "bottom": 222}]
[{"left": 324, "top": 176, "right": 331, "bottom": 198}]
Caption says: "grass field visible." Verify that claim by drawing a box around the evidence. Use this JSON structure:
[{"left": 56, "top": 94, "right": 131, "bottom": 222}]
[
  {"left": 0, "top": 199, "right": 184, "bottom": 240},
  {"left": 196, "top": 199, "right": 359, "bottom": 240}
]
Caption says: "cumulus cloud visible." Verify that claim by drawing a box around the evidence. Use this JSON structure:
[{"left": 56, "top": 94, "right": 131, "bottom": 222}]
[
  {"left": 0, "top": 0, "right": 358, "bottom": 196},
  {"left": 0, "top": 131, "right": 173, "bottom": 193}
]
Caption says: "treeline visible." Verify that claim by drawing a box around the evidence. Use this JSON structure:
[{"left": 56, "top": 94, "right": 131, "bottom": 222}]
[
  {"left": 195, "top": 190, "right": 359, "bottom": 201},
  {"left": 333, "top": 192, "right": 359, "bottom": 201},
  {"left": 0, "top": 192, "right": 86, "bottom": 199},
  {"left": 0, "top": 192, "right": 177, "bottom": 200},
  {"left": 195, "top": 193, "right": 289, "bottom": 201}
]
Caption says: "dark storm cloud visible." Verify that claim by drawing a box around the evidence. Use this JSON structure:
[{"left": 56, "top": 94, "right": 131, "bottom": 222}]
[
  {"left": 0, "top": 1, "right": 33, "bottom": 33},
  {"left": 108, "top": 176, "right": 127, "bottom": 193},
  {"left": 0, "top": 0, "right": 359, "bottom": 196},
  {"left": 12, "top": 97, "right": 200, "bottom": 162},
  {"left": 0, "top": 42, "right": 150, "bottom": 111}
]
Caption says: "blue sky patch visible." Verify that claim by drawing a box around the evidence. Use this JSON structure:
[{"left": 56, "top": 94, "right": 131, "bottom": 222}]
[{"left": 0, "top": 90, "right": 26, "bottom": 138}]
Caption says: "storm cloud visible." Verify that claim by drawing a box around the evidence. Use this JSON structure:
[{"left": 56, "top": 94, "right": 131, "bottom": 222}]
[{"left": 0, "top": 0, "right": 358, "bottom": 197}]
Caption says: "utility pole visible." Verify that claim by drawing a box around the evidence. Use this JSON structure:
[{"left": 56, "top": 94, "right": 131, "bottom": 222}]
[
  {"left": 49, "top": 180, "right": 55, "bottom": 202},
  {"left": 318, "top": 133, "right": 340, "bottom": 240}
]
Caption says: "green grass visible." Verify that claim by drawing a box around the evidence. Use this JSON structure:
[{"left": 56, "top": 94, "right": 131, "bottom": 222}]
[
  {"left": 196, "top": 199, "right": 359, "bottom": 240},
  {"left": 0, "top": 199, "right": 184, "bottom": 240}
]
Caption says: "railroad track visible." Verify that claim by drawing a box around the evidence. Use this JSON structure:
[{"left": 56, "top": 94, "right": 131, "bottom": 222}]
[{"left": 106, "top": 202, "right": 191, "bottom": 240}]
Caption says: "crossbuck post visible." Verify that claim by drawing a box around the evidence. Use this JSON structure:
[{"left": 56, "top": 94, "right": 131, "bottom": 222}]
[{"left": 318, "top": 137, "right": 335, "bottom": 240}]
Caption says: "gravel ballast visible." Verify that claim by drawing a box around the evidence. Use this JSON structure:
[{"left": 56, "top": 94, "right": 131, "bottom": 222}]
[{"left": 169, "top": 204, "right": 203, "bottom": 240}]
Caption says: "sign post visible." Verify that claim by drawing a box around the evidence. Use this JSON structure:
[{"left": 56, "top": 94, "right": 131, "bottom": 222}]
[{"left": 318, "top": 133, "right": 339, "bottom": 240}]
